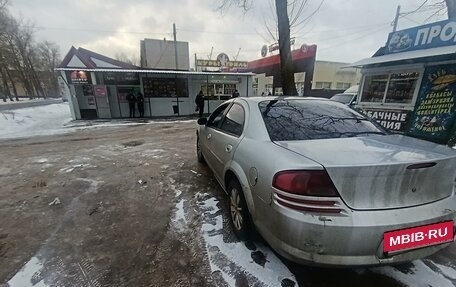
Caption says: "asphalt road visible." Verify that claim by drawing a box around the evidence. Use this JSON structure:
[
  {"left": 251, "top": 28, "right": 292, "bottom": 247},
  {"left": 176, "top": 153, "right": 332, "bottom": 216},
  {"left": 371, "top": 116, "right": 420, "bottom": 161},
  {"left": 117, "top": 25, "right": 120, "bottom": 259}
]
[
  {"left": 0, "top": 121, "right": 455, "bottom": 287},
  {"left": 0, "top": 98, "right": 63, "bottom": 111}
]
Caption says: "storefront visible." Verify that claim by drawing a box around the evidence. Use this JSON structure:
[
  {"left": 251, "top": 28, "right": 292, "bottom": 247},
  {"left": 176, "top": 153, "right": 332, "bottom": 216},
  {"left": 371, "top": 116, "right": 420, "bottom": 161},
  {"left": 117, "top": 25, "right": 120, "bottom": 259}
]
[
  {"left": 58, "top": 69, "right": 253, "bottom": 120},
  {"left": 349, "top": 19, "right": 456, "bottom": 146},
  {"left": 56, "top": 47, "right": 253, "bottom": 120}
]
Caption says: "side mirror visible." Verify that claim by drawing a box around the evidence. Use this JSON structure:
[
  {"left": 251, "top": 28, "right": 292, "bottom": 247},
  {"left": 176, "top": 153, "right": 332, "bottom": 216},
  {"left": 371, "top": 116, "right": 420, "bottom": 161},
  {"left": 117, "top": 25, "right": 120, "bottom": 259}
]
[{"left": 197, "top": 118, "right": 207, "bottom": 125}]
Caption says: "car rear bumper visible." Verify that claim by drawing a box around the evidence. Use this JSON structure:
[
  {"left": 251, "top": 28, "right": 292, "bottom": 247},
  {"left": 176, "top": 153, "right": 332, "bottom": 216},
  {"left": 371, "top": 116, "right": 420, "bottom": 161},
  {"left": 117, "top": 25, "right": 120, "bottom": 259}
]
[{"left": 255, "top": 195, "right": 456, "bottom": 267}]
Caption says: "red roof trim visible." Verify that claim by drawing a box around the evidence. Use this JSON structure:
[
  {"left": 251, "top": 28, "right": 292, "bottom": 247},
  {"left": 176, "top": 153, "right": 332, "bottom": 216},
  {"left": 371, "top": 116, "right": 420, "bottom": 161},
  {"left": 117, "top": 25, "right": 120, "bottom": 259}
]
[{"left": 247, "top": 45, "right": 317, "bottom": 70}]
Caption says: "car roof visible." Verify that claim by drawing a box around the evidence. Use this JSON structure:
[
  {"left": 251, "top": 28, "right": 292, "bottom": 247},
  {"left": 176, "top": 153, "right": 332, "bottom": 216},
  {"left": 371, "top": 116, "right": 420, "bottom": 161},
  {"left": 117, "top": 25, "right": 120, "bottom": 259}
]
[{"left": 234, "top": 96, "right": 330, "bottom": 104}]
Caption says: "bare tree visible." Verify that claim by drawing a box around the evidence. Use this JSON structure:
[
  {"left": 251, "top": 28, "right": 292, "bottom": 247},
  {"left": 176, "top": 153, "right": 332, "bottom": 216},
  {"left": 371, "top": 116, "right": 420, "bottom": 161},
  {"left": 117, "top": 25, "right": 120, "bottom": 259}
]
[
  {"left": 446, "top": 0, "right": 456, "bottom": 18},
  {"left": 0, "top": 4, "right": 61, "bottom": 101},
  {"left": 275, "top": 0, "right": 297, "bottom": 96},
  {"left": 115, "top": 52, "right": 139, "bottom": 66},
  {"left": 219, "top": 0, "right": 323, "bottom": 96}
]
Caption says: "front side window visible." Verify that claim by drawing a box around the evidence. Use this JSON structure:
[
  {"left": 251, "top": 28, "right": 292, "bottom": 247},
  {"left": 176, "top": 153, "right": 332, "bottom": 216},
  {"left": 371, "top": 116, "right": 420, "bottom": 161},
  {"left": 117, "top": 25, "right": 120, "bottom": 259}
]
[
  {"left": 385, "top": 72, "right": 419, "bottom": 104},
  {"left": 207, "top": 103, "right": 230, "bottom": 128},
  {"left": 361, "top": 74, "right": 388, "bottom": 103},
  {"left": 259, "top": 99, "right": 386, "bottom": 141},
  {"left": 219, "top": 104, "right": 245, "bottom": 136}
]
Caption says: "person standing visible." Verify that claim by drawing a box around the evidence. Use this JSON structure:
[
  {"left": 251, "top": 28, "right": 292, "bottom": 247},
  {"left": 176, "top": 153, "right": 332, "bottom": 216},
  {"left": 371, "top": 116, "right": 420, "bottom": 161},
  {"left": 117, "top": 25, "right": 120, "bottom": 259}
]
[
  {"left": 232, "top": 89, "right": 240, "bottom": 98},
  {"left": 137, "top": 92, "right": 145, "bottom": 117},
  {"left": 127, "top": 92, "right": 136, "bottom": 118},
  {"left": 195, "top": 90, "right": 205, "bottom": 118}
]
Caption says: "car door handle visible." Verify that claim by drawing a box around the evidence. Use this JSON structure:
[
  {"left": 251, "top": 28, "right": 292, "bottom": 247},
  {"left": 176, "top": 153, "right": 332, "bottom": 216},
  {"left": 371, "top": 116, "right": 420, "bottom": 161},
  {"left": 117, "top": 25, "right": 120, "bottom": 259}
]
[
  {"left": 225, "top": 144, "right": 233, "bottom": 153},
  {"left": 207, "top": 134, "right": 212, "bottom": 140}
]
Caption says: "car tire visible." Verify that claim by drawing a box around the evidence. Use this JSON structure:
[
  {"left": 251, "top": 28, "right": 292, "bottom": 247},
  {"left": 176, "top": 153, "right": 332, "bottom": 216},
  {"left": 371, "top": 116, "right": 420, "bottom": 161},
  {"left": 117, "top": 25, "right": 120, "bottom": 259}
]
[
  {"left": 227, "top": 179, "right": 251, "bottom": 241},
  {"left": 196, "top": 136, "right": 205, "bottom": 164}
]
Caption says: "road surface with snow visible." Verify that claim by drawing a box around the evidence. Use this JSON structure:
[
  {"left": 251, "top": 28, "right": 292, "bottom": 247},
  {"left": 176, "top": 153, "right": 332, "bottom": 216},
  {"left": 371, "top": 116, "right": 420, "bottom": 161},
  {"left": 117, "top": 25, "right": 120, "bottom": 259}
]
[{"left": 0, "top": 104, "right": 455, "bottom": 287}]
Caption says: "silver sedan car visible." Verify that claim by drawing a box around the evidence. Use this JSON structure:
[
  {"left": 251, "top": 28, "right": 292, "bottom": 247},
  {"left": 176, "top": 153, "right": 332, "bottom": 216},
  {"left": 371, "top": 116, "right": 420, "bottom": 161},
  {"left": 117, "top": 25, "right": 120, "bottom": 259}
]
[{"left": 196, "top": 97, "right": 456, "bottom": 267}]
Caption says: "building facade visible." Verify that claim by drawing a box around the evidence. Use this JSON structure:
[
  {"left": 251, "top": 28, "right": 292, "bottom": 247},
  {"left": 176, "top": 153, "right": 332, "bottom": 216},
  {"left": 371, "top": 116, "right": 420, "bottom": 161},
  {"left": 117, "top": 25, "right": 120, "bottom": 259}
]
[{"left": 312, "top": 61, "right": 361, "bottom": 90}]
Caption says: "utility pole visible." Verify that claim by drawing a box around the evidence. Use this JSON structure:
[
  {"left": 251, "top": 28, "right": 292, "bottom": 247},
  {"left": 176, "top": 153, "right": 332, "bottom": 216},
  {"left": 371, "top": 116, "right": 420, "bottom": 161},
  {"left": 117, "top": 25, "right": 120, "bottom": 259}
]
[
  {"left": 172, "top": 23, "right": 180, "bottom": 116},
  {"left": 234, "top": 48, "right": 241, "bottom": 61},
  {"left": 194, "top": 53, "right": 198, "bottom": 71},
  {"left": 173, "top": 23, "right": 179, "bottom": 70},
  {"left": 392, "top": 5, "right": 401, "bottom": 32},
  {"left": 208, "top": 47, "right": 213, "bottom": 60}
]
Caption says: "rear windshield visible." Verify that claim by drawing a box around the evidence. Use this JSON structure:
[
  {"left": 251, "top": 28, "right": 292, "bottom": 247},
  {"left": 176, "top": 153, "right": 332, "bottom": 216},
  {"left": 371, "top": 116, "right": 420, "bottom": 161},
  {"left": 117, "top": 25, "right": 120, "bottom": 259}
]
[
  {"left": 259, "top": 99, "right": 386, "bottom": 141},
  {"left": 330, "top": 94, "right": 353, "bottom": 104}
]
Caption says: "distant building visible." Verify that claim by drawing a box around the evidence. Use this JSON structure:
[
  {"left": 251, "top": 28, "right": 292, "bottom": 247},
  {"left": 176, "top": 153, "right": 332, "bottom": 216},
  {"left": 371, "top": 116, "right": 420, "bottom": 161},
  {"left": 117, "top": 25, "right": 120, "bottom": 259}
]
[
  {"left": 252, "top": 60, "right": 361, "bottom": 96},
  {"left": 312, "top": 61, "right": 361, "bottom": 91},
  {"left": 140, "top": 38, "right": 190, "bottom": 70}
]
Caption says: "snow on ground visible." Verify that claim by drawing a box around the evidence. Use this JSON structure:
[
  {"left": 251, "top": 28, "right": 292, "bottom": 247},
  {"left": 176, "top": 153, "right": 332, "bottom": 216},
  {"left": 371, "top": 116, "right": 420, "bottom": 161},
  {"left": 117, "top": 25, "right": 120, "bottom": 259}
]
[
  {"left": 7, "top": 256, "right": 48, "bottom": 287},
  {"left": 199, "top": 195, "right": 297, "bottom": 287},
  {"left": 0, "top": 103, "right": 72, "bottom": 139},
  {"left": 0, "top": 102, "right": 196, "bottom": 140},
  {"left": 371, "top": 260, "right": 455, "bottom": 287},
  {"left": 0, "top": 98, "right": 44, "bottom": 106}
]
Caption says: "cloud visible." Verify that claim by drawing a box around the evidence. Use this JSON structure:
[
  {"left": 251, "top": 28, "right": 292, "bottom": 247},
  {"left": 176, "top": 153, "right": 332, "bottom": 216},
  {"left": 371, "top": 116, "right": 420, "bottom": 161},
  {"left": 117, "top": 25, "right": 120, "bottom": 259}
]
[{"left": 8, "top": 0, "right": 449, "bottom": 64}]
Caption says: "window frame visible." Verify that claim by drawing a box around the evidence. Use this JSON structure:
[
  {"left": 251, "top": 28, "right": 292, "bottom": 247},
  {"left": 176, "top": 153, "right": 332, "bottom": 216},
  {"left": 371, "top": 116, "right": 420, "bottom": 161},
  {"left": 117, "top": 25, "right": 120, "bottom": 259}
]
[
  {"left": 358, "top": 65, "right": 424, "bottom": 109},
  {"left": 218, "top": 103, "right": 246, "bottom": 137}
]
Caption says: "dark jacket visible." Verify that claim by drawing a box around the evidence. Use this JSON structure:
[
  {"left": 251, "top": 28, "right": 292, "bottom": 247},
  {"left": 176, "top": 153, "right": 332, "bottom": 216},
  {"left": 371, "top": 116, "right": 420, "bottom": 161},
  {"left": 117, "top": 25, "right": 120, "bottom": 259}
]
[
  {"left": 137, "top": 94, "right": 144, "bottom": 104},
  {"left": 127, "top": 93, "right": 136, "bottom": 104},
  {"left": 195, "top": 93, "right": 204, "bottom": 106}
]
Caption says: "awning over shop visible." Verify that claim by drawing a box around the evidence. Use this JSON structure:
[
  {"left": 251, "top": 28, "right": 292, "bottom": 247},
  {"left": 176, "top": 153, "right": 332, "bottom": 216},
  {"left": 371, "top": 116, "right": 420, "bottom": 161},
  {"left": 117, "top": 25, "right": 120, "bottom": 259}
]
[
  {"left": 346, "top": 45, "right": 456, "bottom": 68},
  {"left": 54, "top": 67, "right": 254, "bottom": 77}
]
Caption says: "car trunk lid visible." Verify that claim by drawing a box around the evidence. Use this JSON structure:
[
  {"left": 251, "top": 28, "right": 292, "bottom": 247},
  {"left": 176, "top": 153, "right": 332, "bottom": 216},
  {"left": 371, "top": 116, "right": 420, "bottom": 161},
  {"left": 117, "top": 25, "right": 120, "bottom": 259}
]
[{"left": 276, "top": 135, "right": 456, "bottom": 210}]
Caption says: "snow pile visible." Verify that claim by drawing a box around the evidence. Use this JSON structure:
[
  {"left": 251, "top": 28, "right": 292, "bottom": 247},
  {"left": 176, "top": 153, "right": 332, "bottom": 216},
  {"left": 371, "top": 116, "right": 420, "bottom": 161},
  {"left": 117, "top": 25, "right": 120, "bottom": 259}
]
[
  {"left": 0, "top": 103, "right": 72, "bottom": 139},
  {"left": 0, "top": 98, "right": 45, "bottom": 106}
]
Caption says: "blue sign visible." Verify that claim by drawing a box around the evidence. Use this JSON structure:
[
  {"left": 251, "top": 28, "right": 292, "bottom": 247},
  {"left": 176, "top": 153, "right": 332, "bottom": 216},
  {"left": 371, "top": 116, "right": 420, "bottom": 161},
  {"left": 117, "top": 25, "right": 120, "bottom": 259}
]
[
  {"left": 406, "top": 64, "right": 456, "bottom": 143},
  {"left": 385, "top": 19, "right": 456, "bottom": 54}
]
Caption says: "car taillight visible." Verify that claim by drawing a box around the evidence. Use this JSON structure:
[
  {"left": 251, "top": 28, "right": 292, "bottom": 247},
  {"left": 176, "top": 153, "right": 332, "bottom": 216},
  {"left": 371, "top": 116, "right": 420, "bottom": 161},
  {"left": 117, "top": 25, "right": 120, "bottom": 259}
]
[
  {"left": 273, "top": 170, "right": 339, "bottom": 197},
  {"left": 272, "top": 170, "right": 342, "bottom": 213}
]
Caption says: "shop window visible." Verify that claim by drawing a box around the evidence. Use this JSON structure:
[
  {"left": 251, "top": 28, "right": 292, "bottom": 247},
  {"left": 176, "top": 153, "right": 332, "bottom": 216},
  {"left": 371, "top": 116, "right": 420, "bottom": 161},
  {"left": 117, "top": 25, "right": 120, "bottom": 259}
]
[
  {"left": 142, "top": 78, "right": 188, "bottom": 98},
  {"left": 201, "top": 83, "right": 238, "bottom": 100},
  {"left": 385, "top": 72, "right": 419, "bottom": 104},
  {"left": 361, "top": 74, "right": 389, "bottom": 103},
  {"left": 315, "top": 82, "right": 332, "bottom": 89},
  {"left": 361, "top": 71, "right": 420, "bottom": 105},
  {"left": 336, "top": 82, "right": 351, "bottom": 90}
]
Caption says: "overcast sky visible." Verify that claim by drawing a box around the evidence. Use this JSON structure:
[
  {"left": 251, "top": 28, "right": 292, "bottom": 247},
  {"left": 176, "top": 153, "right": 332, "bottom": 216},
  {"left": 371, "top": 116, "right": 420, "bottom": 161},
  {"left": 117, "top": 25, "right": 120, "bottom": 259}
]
[{"left": 8, "top": 0, "right": 448, "bottom": 66}]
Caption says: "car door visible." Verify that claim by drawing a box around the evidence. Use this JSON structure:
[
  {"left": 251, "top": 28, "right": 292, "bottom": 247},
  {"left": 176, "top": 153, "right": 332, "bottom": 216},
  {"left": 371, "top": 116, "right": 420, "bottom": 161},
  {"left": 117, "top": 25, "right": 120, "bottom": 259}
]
[
  {"left": 202, "top": 103, "right": 232, "bottom": 172},
  {"left": 209, "top": 103, "right": 246, "bottom": 182}
]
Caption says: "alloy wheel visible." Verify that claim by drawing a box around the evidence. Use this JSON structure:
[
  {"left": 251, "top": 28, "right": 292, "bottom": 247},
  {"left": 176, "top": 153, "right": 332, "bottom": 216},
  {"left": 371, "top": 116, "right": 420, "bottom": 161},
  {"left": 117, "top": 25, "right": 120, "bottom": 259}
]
[{"left": 230, "top": 188, "right": 243, "bottom": 231}]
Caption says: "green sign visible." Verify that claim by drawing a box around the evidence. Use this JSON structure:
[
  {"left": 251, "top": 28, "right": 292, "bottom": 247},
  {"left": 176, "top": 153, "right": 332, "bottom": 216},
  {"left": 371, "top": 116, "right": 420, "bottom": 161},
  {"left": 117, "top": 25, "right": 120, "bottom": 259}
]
[{"left": 407, "top": 64, "right": 456, "bottom": 143}]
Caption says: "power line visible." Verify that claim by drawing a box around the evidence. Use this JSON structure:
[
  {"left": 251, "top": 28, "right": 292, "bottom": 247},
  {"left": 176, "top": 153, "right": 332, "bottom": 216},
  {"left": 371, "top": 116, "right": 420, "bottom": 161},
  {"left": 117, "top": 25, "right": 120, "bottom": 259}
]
[
  {"left": 177, "top": 28, "right": 259, "bottom": 35},
  {"left": 295, "top": 22, "right": 390, "bottom": 44},
  {"left": 318, "top": 25, "right": 389, "bottom": 52},
  {"left": 34, "top": 26, "right": 172, "bottom": 36}
]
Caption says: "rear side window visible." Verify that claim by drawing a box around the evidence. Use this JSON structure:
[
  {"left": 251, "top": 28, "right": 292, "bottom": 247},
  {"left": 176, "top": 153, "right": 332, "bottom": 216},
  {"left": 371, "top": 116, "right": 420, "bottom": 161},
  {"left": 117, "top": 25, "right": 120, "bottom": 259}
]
[
  {"left": 259, "top": 99, "right": 386, "bottom": 141},
  {"left": 219, "top": 104, "right": 245, "bottom": 136}
]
